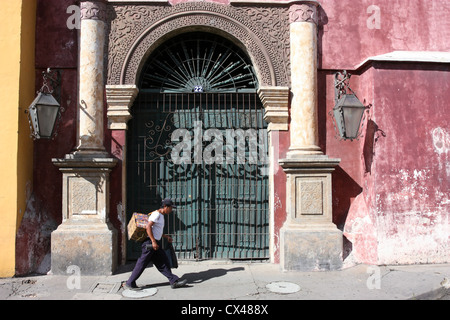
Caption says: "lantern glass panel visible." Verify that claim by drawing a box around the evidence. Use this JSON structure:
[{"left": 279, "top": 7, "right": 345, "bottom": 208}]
[
  {"left": 333, "top": 107, "right": 345, "bottom": 138},
  {"left": 36, "top": 104, "right": 60, "bottom": 138},
  {"left": 342, "top": 105, "right": 365, "bottom": 139},
  {"left": 29, "top": 92, "right": 60, "bottom": 139},
  {"left": 334, "top": 94, "right": 365, "bottom": 140}
]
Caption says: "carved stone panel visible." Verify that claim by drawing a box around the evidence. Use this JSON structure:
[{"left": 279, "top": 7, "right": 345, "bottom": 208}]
[
  {"left": 70, "top": 177, "right": 99, "bottom": 215},
  {"left": 280, "top": 155, "right": 340, "bottom": 226},
  {"left": 297, "top": 179, "right": 323, "bottom": 216}
]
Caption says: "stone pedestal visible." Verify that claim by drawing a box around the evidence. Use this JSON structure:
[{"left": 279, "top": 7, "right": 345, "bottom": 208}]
[
  {"left": 51, "top": 219, "right": 117, "bottom": 275},
  {"left": 51, "top": 156, "right": 118, "bottom": 275},
  {"left": 281, "top": 227, "right": 343, "bottom": 271},
  {"left": 279, "top": 156, "right": 342, "bottom": 271}
]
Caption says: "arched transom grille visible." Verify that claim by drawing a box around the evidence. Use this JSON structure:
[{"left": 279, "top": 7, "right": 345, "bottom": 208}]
[{"left": 139, "top": 32, "right": 258, "bottom": 93}]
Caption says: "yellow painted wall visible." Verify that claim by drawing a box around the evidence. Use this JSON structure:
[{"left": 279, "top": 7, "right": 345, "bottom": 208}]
[{"left": 0, "top": 0, "right": 36, "bottom": 277}]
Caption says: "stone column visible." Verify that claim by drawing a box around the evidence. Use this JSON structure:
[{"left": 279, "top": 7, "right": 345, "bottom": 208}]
[
  {"left": 287, "top": 2, "right": 322, "bottom": 157},
  {"left": 51, "top": 0, "right": 118, "bottom": 275},
  {"left": 76, "top": 0, "right": 108, "bottom": 156},
  {"left": 279, "top": 1, "right": 342, "bottom": 271}
]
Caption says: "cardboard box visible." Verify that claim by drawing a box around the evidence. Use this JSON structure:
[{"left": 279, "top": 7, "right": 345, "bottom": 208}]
[{"left": 127, "top": 213, "right": 149, "bottom": 242}]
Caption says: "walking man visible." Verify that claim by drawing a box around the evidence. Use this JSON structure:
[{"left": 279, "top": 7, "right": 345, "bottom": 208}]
[{"left": 125, "top": 198, "right": 187, "bottom": 290}]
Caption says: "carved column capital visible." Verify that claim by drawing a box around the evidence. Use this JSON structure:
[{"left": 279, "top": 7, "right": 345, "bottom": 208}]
[
  {"left": 80, "top": 0, "right": 108, "bottom": 21},
  {"left": 106, "top": 85, "right": 139, "bottom": 130},
  {"left": 289, "top": 3, "right": 318, "bottom": 24}
]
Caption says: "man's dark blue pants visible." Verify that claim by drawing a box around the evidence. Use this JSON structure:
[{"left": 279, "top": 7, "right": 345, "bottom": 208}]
[{"left": 126, "top": 239, "right": 179, "bottom": 286}]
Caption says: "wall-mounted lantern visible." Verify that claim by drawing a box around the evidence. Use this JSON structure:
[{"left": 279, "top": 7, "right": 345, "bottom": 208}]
[
  {"left": 331, "top": 71, "right": 367, "bottom": 141},
  {"left": 27, "top": 68, "right": 63, "bottom": 140}
]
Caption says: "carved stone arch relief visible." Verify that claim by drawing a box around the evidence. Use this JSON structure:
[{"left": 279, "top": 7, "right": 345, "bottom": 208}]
[
  {"left": 123, "top": 18, "right": 274, "bottom": 87},
  {"left": 106, "top": 2, "right": 291, "bottom": 87}
]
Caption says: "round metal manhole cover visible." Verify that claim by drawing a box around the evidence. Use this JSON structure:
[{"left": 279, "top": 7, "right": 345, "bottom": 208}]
[
  {"left": 266, "top": 282, "right": 301, "bottom": 294},
  {"left": 122, "top": 287, "right": 158, "bottom": 298}
]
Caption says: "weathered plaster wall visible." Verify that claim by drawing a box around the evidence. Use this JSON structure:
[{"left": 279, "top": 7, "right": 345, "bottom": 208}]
[
  {"left": 319, "top": 0, "right": 450, "bottom": 70},
  {"left": 371, "top": 63, "right": 449, "bottom": 264},
  {"left": 339, "top": 63, "right": 450, "bottom": 266},
  {"left": 15, "top": 0, "right": 78, "bottom": 275},
  {"left": 271, "top": 130, "right": 289, "bottom": 263},
  {"left": 318, "top": 0, "right": 450, "bottom": 266},
  {"left": 106, "top": 129, "right": 127, "bottom": 264},
  {"left": 339, "top": 67, "right": 379, "bottom": 265}
]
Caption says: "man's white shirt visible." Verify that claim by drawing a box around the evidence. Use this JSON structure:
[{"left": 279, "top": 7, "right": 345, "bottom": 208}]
[{"left": 149, "top": 210, "right": 164, "bottom": 240}]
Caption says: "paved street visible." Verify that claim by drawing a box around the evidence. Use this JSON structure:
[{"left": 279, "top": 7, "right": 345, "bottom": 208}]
[{"left": 1, "top": 262, "right": 449, "bottom": 301}]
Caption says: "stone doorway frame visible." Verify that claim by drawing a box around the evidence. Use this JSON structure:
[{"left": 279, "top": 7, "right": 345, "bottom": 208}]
[{"left": 105, "top": 1, "right": 291, "bottom": 264}]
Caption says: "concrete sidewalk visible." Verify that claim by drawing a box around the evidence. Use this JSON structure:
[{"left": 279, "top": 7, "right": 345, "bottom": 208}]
[{"left": 1, "top": 261, "right": 449, "bottom": 300}]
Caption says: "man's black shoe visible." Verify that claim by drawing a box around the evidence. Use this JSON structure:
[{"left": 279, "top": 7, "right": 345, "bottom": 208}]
[
  {"left": 124, "top": 282, "right": 142, "bottom": 291},
  {"left": 171, "top": 279, "right": 187, "bottom": 289}
]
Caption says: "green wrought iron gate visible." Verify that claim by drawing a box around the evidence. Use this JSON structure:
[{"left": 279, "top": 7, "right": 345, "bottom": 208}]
[
  {"left": 126, "top": 32, "right": 269, "bottom": 260},
  {"left": 126, "top": 92, "right": 269, "bottom": 260}
]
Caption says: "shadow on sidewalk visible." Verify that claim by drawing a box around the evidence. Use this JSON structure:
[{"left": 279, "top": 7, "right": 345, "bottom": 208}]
[
  {"left": 182, "top": 267, "right": 245, "bottom": 284},
  {"left": 137, "top": 267, "right": 245, "bottom": 290}
]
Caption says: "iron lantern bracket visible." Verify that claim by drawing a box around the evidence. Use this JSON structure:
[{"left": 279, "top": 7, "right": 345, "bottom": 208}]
[
  {"left": 26, "top": 68, "right": 65, "bottom": 140},
  {"left": 330, "top": 71, "right": 368, "bottom": 141}
]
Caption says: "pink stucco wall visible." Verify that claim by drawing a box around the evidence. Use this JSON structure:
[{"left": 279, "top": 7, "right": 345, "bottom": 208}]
[
  {"left": 368, "top": 64, "right": 448, "bottom": 264},
  {"left": 341, "top": 63, "right": 450, "bottom": 265},
  {"left": 319, "top": 0, "right": 450, "bottom": 69},
  {"left": 318, "top": 0, "right": 450, "bottom": 265}
]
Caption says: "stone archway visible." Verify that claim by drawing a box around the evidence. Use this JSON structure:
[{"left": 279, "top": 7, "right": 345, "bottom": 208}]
[
  {"left": 105, "top": 2, "right": 292, "bottom": 263},
  {"left": 121, "top": 17, "right": 275, "bottom": 87},
  {"left": 105, "top": 1, "right": 294, "bottom": 132},
  {"left": 106, "top": 2, "right": 292, "bottom": 88}
]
